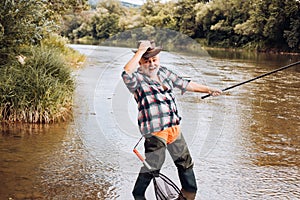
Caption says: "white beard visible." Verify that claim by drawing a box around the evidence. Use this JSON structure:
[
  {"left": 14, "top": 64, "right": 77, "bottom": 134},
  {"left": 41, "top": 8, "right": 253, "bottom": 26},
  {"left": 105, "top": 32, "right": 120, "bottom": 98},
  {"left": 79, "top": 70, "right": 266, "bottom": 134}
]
[{"left": 140, "top": 65, "right": 160, "bottom": 78}]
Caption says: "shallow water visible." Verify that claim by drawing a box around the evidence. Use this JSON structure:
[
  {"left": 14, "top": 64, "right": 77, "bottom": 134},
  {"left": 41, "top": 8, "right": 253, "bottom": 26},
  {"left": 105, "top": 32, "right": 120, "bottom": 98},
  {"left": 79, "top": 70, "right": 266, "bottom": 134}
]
[{"left": 1, "top": 45, "right": 299, "bottom": 200}]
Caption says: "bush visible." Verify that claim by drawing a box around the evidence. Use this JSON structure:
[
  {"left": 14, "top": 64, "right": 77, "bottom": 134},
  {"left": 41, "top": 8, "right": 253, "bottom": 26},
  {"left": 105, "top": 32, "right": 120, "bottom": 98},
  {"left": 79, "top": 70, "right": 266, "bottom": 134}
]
[
  {"left": 41, "top": 33, "right": 86, "bottom": 68},
  {"left": 0, "top": 0, "right": 55, "bottom": 65},
  {"left": 0, "top": 46, "right": 75, "bottom": 123}
]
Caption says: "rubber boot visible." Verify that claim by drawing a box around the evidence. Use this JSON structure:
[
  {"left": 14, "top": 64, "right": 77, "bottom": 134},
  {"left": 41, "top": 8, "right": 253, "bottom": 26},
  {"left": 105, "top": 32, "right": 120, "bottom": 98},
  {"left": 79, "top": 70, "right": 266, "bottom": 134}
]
[
  {"left": 181, "top": 189, "right": 196, "bottom": 200},
  {"left": 132, "top": 171, "right": 153, "bottom": 200}
]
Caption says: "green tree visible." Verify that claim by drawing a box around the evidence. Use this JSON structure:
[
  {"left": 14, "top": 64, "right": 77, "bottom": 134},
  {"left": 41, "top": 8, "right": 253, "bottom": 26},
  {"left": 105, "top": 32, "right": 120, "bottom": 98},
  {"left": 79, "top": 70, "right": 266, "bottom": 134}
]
[
  {"left": 234, "top": 0, "right": 300, "bottom": 50},
  {"left": 0, "top": 0, "right": 89, "bottom": 65},
  {"left": 174, "top": 0, "right": 209, "bottom": 38},
  {"left": 262, "top": 0, "right": 285, "bottom": 43},
  {"left": 119, "top": 7, "right": 143, "bottom": 30},
  {"left": 97, "top": 0, "right": 124, "bottom": 15},
  {"left": 90, "top": 0, "right": 124, "bottom": 40},
  {"left": 92, "top": 13, "right": 121, "bottom": 39},
  {"left": 0, "top": 0, "right": 54, "bottom": 64},
  {"left": 141, "top": 0, "right": 176, "bottom": 29},
  {"left": 141, "top": 0, "right": 160, "bottom": 17},
  {"left": 46, "top": 0, "right": 89, "bottom": 19},
  {"left": 195, "top": 0, "right": 250, "bottom": 46},
  {"left": 0, "top": 0, "right": 87, "bottom": 123},
  {"left": 283, "top": 0, "right": 300, "bottom": 49}
]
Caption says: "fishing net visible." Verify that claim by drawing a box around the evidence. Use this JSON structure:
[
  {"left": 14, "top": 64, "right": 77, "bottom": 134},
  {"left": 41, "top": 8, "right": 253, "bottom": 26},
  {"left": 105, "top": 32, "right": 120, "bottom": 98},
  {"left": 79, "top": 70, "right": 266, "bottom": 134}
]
[
  {"left": 133, "top": 147, "right": 186, "bottom": 200},
  {"left": 152, "top": 172, "right": 185, "bottom": 200}
]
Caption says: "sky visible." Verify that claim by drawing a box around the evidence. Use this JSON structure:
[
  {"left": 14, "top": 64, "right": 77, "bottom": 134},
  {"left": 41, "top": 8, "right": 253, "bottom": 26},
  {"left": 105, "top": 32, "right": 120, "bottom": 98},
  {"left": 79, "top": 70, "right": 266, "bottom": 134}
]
[
  {"left": 88, "top": 0, "right": 173, "bottom": 6},
  {"left": 122, "top": 0, "right": 143, "bottom": 5},
  {"left": 121, "top": 0, "right": 171, "bottom": 5}
]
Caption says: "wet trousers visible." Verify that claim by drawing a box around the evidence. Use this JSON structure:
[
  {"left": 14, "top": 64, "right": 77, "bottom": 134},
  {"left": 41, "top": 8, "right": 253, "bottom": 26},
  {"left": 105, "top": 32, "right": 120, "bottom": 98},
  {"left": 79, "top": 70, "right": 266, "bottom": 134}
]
[{"left": 132, "top": 132, "right": 197, "bottom": 200}]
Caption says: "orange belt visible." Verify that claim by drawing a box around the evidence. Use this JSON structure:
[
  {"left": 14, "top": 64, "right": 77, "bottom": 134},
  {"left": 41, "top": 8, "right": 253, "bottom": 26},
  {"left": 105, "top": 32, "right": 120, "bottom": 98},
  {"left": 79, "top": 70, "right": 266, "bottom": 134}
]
[{"left": 152, "top": 125, "right": 180, "bottom": 144}]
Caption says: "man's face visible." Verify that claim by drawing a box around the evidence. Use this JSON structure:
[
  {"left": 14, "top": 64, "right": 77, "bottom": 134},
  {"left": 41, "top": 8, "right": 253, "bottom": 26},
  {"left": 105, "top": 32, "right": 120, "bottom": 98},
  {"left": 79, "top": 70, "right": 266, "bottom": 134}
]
[{"left": 139, "top": 55, "right": 160, "bottom": 77}]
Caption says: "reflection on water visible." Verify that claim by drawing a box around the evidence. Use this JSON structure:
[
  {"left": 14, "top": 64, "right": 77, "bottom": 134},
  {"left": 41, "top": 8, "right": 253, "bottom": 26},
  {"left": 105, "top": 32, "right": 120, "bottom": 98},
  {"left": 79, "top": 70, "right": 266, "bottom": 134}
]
[
  {"left": 0, "top": 122, "right": 118, "bottom": 199},
  {"left": 0, "top": 45, "right": 299, "bottom": 199},
  {"left": 245, "top": 71, "right": 300, "bottom": 167},
  {"left": 186, "top": 54, "right": 300, "bottom": 199},
  {"left": 206, "top": 48, "right": 300, "bottom": 68},
  {"left": 0, "top": 123, "right": 68, "bottom": 199}
]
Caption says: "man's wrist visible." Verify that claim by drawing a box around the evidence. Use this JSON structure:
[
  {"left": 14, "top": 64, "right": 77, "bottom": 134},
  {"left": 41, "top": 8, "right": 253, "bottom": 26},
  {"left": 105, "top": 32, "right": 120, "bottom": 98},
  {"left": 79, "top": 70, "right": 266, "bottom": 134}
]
[{"left": 207, "top": 86, "right": 212, "bottom": 94}]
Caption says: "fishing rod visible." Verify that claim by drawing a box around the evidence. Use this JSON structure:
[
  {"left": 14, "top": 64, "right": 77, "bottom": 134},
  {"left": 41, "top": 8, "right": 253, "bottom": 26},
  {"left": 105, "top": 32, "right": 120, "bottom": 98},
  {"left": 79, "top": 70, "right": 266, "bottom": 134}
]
[{"left": 201, "top": 60, "right": 300, "bottom": 99}]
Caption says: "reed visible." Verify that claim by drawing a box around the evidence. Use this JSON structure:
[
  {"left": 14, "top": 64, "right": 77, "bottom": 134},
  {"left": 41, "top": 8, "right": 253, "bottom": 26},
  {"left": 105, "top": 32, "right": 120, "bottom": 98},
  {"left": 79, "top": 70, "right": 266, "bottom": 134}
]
[{"left": 0, "top": 46, "right": 75, "bottom": 123}]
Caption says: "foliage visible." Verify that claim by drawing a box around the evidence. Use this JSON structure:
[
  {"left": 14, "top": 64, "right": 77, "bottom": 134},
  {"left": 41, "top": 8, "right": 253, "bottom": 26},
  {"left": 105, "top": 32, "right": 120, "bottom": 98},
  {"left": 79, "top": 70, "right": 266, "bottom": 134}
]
[
  {"left": 141, "top": 0, "right": 176, "bottom": 29},
  {"left": 0, "top": 46, "right": 75, "bottom": 123},
  {"left": 92, "top": 0, "right": 124, "bottom": 39},
  {"left": 41, "top": 33, "right": 86, "bottom": 68},
  {"left": 92, "top": 13, "right": 121, "bottom": 39},
  {"left": 194, "top": 0, "right": 300, "bottom": 51},
  {"left": 173, "top": 0, "right": 208, "bottom": 38},
  {"left": 0, "top": 0, "right": 86, "bottom": 123},
  {"left": 0, "top": 0, "right": 55, "bottom": 64},
  {"left": 97, "top": 0, "right": 124, "bottom": 15},
  {"left": 283, "top": 0, "right": 300, "bottom": 49},
  {"left": 284, "top": 16, "right": 300, "bottom": 49},
  {"left": 0, "top": 0, "right": 89, "bottom": 62},
  {"left": 61, "top": 0, "right": 300, "bottom": 52},
  {"left": 44, "top": 0, "right": 90, "bottom": 21},
  {"left": 63, "top": 0, "right": 125, "bottom": 41},
  {"left": 61, "top": 14, "right": 85, "bottom": 40},
  {"left": 195, "top": 0, "right": 251, "bottom": 47}
]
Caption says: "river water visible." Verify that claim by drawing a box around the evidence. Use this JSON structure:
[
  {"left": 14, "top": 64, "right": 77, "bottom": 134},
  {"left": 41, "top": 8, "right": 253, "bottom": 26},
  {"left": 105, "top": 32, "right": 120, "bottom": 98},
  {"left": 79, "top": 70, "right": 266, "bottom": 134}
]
[{"left": 0, "top": 44, "right": 299, "bottom": 200}]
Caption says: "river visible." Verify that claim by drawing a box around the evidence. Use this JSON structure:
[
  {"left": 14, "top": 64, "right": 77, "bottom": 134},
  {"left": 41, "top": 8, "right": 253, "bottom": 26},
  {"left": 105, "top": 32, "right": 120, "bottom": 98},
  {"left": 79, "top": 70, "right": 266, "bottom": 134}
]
[{"left": 0, "top": 44, "right": 299, "bottom": 200}]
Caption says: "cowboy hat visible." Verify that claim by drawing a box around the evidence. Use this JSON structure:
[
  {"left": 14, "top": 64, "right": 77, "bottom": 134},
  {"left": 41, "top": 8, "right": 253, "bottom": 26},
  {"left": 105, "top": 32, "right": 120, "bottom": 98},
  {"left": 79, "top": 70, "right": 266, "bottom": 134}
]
[{"left": 132, "top": 40, "right": 162, "bottom": 58}]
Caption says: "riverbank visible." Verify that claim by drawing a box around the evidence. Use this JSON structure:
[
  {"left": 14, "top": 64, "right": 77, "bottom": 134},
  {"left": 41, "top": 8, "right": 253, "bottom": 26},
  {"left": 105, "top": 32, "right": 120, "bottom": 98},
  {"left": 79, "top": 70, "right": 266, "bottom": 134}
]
[
  {"left": 202, "top": 46, "right": 300, "bottom": 56},
  {"left": 74, "top": 38, "right": 300, "bottom": 58}
]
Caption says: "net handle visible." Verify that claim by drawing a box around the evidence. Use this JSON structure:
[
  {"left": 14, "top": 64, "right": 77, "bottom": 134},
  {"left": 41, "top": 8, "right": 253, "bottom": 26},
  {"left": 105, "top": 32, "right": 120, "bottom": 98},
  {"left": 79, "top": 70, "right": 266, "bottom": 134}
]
[{"left": 133, "top": 148, "right": 152, "bottom": 170}]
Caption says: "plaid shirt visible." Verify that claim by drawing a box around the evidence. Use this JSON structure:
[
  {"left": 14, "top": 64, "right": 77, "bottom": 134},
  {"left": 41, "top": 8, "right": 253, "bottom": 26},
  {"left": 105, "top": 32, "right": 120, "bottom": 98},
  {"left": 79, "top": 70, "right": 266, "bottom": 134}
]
[{"left": 122, "top": 66, "right": 190, "bottom": 135}]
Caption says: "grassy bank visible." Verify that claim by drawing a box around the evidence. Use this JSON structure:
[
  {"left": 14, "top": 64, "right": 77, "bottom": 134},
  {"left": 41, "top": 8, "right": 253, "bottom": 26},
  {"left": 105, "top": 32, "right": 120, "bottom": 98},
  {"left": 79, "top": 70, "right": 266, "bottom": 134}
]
[{"left": 0, "top": 35, "right": 85, "bottom": 123}]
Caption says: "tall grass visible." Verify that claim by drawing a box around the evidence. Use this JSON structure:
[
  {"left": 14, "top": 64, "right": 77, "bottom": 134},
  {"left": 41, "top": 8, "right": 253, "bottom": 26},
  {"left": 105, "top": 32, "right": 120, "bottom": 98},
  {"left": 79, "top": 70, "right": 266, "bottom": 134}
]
[
  {"left": 0, "top": 46, "right": 75, "bottom": 123},
  {"left": 41, "top": 33, "right": 86, "bottom": 68}
]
